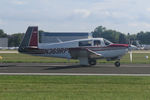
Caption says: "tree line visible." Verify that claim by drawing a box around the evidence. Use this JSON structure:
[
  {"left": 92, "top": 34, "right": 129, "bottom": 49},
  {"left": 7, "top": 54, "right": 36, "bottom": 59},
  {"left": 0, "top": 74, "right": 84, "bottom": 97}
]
[
  {"left": 92, "top": 26, "right": 150, "bottom": 45},
  {"left": 0, "top": 29, "right": 24, "bottom": 47},
  {"left": 0, "top": 26, "right": 150, "bottom": 47}
]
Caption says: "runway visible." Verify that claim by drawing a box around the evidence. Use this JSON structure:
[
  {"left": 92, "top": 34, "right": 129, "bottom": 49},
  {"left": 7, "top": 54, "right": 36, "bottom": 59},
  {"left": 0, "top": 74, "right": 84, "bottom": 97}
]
[{"left": 0, "top": 63, "right": 150, "bottom": 76}]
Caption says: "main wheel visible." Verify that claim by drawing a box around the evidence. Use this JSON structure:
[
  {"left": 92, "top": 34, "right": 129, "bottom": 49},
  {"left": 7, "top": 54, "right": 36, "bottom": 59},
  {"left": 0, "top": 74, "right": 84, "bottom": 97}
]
[
  {"left": 88, "top": 59, "right": 97, "bottom": 66},
  {"left": 114, "top": 61, "right": 120, "bottom": 67}
]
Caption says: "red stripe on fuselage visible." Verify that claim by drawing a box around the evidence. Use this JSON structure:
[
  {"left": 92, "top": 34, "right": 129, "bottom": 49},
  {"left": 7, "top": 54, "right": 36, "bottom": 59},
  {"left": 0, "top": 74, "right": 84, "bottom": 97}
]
[
  {"left": 108, "top": 44, "right": 129, "bottom": 47},
  {"left": 69, "top": 45, "right": 128, "bottom": 52}
]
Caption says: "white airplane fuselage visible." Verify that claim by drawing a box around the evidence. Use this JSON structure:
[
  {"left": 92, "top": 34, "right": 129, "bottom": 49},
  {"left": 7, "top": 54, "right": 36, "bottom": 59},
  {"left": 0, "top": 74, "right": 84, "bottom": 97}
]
[
  {"left": 38, "top": 38, "right": 128, "bottom": 59},
  {"left": 19, "top": 26, "right": 130, "bottom": 66}
]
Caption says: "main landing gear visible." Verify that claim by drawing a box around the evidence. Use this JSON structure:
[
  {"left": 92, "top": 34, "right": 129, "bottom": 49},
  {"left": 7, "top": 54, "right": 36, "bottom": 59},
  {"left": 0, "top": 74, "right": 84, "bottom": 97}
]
[
  {"left": 88, "top": 59, "right": 121, "bottom": 67},
  {"left": 114, "top": 61, "right": 120, "bottom": 67},
  {"left": 88, "top": 59, "right": 97, "bottom": 66}
]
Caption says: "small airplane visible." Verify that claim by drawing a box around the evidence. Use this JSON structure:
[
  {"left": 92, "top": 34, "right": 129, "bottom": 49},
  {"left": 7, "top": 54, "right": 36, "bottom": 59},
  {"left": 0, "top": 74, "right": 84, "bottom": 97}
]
[{"left": 18, "top": 26, "right": 136, "bottom": 67}]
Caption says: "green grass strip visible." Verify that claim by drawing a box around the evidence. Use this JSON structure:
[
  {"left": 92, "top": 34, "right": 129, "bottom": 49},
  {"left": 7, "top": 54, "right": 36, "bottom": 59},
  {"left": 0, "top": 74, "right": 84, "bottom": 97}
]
[
  {"left": 0, "top": 75, "right": 150, "bottom": 100},
  {"left": 0, "top": 53, "right": 150, "bottom": 64}
]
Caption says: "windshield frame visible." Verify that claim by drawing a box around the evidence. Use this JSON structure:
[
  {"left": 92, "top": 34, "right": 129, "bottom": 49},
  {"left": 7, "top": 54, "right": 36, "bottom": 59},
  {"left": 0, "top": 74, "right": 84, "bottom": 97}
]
[{"left": 103, "top": 39, "right": 113, "bottom": 46}]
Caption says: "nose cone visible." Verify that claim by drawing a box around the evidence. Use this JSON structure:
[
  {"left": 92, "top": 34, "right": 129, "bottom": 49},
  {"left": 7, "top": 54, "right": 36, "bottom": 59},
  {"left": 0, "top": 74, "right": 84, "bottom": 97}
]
[{"left": 129, "top": 45, "right": 137, "bottom": 50}]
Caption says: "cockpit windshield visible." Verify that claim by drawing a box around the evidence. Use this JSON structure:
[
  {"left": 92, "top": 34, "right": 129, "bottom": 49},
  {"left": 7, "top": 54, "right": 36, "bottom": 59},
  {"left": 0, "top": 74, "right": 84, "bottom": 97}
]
[{"left": 104, "top": 39, "right": 113, "bottom": 46}]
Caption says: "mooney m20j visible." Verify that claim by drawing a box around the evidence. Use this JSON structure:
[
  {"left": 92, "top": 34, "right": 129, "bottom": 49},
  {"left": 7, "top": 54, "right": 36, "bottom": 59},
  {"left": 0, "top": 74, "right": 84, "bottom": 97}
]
[{"left": 18, "top": 26, "right": 135, "bottom": 67}]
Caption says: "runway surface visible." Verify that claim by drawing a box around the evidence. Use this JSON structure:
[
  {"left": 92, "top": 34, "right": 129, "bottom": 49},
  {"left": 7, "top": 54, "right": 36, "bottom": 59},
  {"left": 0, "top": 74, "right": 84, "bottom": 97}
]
[{"left": 0, "top": 63, "right": 150, "bottom": 76}]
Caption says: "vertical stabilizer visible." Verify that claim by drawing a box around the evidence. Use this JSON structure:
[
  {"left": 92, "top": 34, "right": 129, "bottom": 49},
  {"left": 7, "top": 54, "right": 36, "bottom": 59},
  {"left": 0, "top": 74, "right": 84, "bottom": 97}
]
[{"left": 18, "top": 26, "right": 38, "bottom": 52}]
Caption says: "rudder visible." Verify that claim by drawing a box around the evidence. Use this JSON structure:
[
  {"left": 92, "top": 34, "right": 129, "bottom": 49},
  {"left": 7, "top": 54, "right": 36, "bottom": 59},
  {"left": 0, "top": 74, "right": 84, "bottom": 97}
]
[{"left": 18, "top": 26, "right": 38, "bottom": 53}]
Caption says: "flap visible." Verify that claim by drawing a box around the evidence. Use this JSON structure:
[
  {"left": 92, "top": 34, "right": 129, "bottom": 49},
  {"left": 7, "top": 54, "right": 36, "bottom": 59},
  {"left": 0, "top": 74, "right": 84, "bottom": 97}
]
[{"left": 68, "top": 48, "right": 102, "bottom": 59}]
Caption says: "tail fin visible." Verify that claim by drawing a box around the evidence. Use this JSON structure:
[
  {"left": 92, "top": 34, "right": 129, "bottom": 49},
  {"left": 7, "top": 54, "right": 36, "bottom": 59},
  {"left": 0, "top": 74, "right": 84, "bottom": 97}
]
[{"left": 18, "top": 26, "right": 38, "bottom": 52}]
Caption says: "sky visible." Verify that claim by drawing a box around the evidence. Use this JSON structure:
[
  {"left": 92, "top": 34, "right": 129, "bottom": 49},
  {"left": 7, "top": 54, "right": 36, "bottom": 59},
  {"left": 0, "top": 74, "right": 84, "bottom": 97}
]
[{"left": 1, "top": 0, "right": 150, "bottom": 34}]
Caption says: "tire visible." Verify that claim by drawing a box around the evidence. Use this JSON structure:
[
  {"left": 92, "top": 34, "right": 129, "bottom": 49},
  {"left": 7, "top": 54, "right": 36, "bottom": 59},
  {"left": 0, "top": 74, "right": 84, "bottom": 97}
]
[
  {"left": 114, "top": 61, "right": 120, "bottom": 67},
  {"left": 88, "top": 59, "right": 97, "bottom": 66}
]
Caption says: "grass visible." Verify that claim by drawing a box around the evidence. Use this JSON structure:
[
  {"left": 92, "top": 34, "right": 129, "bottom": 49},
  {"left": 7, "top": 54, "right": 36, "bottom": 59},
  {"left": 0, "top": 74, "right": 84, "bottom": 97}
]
[
  {"left": 0, "top": 52, "right": 150, "bottom": 100},
  {"left": 0, "top": 52, "right": 150, "bottom": 64},
  {"left": 0, "top": 49, "right": 17, "bottom": 51},
  {"left": 121, "top": 53, "right": 150, "bottom": 64},
  {"left": 0, "top": 75, "right": 150, "bottom": 100},
  {"left": 0, "top": 53, "right": 78, "bottom": 63}
]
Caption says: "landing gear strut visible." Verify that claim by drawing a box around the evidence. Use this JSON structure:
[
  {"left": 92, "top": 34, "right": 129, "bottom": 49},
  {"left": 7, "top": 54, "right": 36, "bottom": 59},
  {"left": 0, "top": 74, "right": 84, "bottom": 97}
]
[
  {"left": 114, "top": 61, "right": 120, "bottom": 67},
  {"left": 88, "top": 59, "right": 97, "bottom": 66}
]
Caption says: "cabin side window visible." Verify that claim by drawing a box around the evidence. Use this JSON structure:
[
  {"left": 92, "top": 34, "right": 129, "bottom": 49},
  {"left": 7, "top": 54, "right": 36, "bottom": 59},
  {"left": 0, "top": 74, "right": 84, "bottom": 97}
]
[
  {"left": 94, "top": 40, "right": 101, "bottom": 46},
  {"left": 79, "top": 40, "right": 92, "bottom": 46}
]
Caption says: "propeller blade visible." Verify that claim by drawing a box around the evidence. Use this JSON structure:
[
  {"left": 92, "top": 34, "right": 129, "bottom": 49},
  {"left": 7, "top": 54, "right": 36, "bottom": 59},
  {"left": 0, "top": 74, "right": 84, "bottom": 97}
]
[
  {"left": 129, "top": 51, "right": 133, "bottom": 63},
  {"left": 128, "top": 44, "right": 136, "bottom": 63},
  {"left": 129, "top": 45, "right": 137, "bottom": 50}
]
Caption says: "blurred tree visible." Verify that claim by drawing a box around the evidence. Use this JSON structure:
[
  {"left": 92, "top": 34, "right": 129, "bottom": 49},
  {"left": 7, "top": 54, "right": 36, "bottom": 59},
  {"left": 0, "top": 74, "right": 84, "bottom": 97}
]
[
  {"left": 8, "top": 33, "right": 24, "bottom": 47},
  {"left": 137, "top": 31, "right": 150, "bottom": 44},
  {"left": 0, "top": 29, "right": 7, "bottom": 37},
  {"left": 92, "top": 26, "right": 106, "bottom": 37},
  {"left": 92, "top": 26, "right": 126, "bottom": 43},
  {"left": 119, "top": 34, "right": 127, "bottom": 44}
]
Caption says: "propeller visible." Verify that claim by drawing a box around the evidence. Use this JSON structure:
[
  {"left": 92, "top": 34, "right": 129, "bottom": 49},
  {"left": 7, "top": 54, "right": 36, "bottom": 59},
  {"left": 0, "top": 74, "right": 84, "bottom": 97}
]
[
  {"left": 129, "top": 51, "right": 133, "bottom": 62},
  {"left": 128, "top": 45, "right": 137, "bottom": 63}
]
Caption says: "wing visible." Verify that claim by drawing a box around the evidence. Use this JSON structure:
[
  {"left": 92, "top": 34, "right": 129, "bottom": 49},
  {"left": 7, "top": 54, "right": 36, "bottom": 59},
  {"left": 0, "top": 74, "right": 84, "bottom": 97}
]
[{"left": 68, "top": 47, "right": 102, "bottom": 59}]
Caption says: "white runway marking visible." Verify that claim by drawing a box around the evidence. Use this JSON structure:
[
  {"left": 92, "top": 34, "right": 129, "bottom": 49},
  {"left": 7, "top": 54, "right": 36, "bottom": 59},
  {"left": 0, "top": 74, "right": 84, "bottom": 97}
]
[{"left": 1, "top": 73, "right": 150, "bottom": 76}]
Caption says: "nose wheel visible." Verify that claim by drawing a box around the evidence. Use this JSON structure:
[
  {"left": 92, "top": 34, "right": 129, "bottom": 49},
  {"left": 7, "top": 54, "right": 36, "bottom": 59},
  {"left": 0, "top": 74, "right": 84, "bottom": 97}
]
[{"left": 114, "top": 61, "right": 120, "bottom": 67}]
